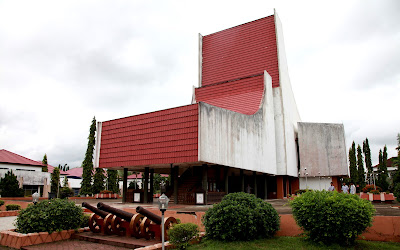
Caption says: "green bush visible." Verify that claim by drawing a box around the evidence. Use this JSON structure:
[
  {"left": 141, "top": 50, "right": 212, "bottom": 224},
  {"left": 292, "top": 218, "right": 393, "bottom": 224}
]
[
  {"left": 394, "top": 183, "right": 400, "bottom": 202},
  {"left": 81, "top": 213, "right": 91, "bottom": 228},
  {"left": 202, "top": 192, "right": 280, "bottom": 241},
  {"left": 290, "top": 190, "right": 375, "bottom": 246},
  {"left": 0, "top": 170, "right": 24, "bottom": 197},
  {"left": 370, "top": 189, "right": 380, "bottom": 194},
  {"left": 0, "top": 200, "right": 4, "bottom": 207},
  {"left": 6, "top": 204, "right": 21, "bottom": 211},
  {"left": 16, "top": 198, "right": 84, "bottom": 234},
  {"left": 294, "top": 189, "right": 308, "bottom": 195},
  {"left": 60, "top": 187, "right": 74, "bottom": 199},
  {"left": 168, "top": 223, "right": 199, "bottom": 249}
]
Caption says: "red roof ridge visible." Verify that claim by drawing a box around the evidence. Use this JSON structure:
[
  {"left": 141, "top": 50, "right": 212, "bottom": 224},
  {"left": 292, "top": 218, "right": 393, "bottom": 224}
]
[
  {"left": 0, "top": 149, "right": 43, "bottom": 167},
  {"left": 203, "top": 15, "right": 274, "bottom": 37}
]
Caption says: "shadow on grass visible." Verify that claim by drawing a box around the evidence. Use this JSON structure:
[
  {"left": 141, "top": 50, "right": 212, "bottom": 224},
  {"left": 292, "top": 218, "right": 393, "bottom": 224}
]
[{"left": 188, "top": 236, "right": 400, "bottom": 250}]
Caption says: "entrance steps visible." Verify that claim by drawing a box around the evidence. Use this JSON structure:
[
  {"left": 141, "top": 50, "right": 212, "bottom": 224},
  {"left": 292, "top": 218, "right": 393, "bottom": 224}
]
[{"left": 72, "top": 231, "right": 160, "bottom": 249}]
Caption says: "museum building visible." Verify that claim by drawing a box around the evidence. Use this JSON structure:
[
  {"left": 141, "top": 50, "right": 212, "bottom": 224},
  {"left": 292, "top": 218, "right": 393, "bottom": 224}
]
[{"left": 95, "top": 12, "right": 349, "bottom": 204}]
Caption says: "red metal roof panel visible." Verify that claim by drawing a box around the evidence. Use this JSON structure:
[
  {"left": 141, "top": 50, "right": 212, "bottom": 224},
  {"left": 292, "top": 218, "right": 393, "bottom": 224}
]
[
  {"left": 0, "top": 149, "right": 43, "bottom": 167},
  {"left": 99, "top": 104, "right": 199, "bottom": 168},
  {"left": 202, "top": 15, "right": 279, "bottom": 88}
]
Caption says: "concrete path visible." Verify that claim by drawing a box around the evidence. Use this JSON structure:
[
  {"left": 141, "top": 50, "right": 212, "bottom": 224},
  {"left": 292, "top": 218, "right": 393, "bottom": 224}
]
[{"left": 0, "top": 216, "right": 16, "bottom": 232}]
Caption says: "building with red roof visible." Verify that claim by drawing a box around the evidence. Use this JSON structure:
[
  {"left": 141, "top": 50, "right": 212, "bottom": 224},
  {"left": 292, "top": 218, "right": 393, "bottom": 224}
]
[
  {"left": 0, "top": 149, "right": 51, "bottom": 197},
  {"left": 95, "top": 12, "right": 348, "bottom": 204}
]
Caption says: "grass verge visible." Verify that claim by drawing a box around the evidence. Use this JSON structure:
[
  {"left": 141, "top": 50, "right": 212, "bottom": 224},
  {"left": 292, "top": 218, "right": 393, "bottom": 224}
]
[{"left": 188, "top": 236, "right": 400, "bottom": 250}]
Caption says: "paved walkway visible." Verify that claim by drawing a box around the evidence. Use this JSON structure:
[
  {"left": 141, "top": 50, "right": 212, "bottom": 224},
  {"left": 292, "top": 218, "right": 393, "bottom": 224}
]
[{"left": 0, "top": 216, "right": 16, "bottom": 232}]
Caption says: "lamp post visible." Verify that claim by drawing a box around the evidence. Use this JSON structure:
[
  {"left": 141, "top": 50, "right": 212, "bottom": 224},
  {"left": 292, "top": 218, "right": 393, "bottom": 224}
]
[
  {"left": 318, "top": 172, "right": 321, "bottom": 191},
  {"left": 32, "top": 192, "right": 39, "bottom": 205},
  {"left": 158, "top": 193, "right": 169, "bottom": 250},
  {"left": 304, "top": 168, "right": 308, "bottom": 189}
]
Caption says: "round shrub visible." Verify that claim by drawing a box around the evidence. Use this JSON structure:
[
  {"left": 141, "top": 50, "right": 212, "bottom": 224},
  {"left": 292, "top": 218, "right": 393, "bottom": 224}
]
[
  {"left": 6, "top": 204, "right": 21, "bottom": 211},
  {"left": 0, "top": 200, "right": 4, "bottom": 207},
  {"left": 16, "top": 198, "right": 84, "bottom": 234},
  {"left": 60, "top": 187, "right": 74, "bottom": 199},
  {"left": 168, "top": 223, "right": 199, "bottom": 249},
  {"left": 202, "top": 192, "right": 280, "bottom": 241},
  {"left": 290, "top": 190, "right": 375, "bottom": 246}
]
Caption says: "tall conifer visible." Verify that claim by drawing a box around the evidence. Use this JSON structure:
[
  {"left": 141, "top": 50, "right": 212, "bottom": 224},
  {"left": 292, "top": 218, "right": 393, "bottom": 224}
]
[
  {"left": 363, "top": 138, "right": 373, "bottom": 184},
  {"left": 80, "top": 117, "right": 96, "bottom": 196},
  {"left": 357, "top": 144, "right": 365, "bottom": 189},
  {"left": 349, "top": 141, "right": 358, "bottom": 184},
  {"left": 93, "top": 168, "right": 106, "bottom": 194},
  {"left": 42, "top": 154, "right": 48, "bottom": 172}
]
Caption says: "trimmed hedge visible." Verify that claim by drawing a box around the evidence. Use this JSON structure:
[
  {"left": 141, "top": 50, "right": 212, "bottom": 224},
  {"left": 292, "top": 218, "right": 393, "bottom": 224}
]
[
  {"left": 0, "top": 200, "right": 4, "bottom": 207},
  {"left": 290, "top": 190, "right": 375, "bottom": 246},
  {"left": 16, "top": 199, "right": 84, "bottom": 234},
  {"left": 6, "top": 204, "right": 21, "bottom": 211},
  {"left": 202, "top": 192, "right": 280, "bottom": 241},
  {"left": 169, "top": 223, "right": 199, "bottom": 249},
  {"left": 362, "top": 184, "right": 382, "bottom": 193}
]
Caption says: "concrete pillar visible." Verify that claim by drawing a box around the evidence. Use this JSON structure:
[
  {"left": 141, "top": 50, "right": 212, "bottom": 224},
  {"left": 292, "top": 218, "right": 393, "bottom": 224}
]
[
  {"left": 253, "top": 171, "right": 257, "bottom": 197},
  {"left": 144, "top": 167, "right": 149, "bottom": 203},
  {"left": 277, "top": 176, "right": 284, "bottom": 199},
  {"left": 202, "top": 164, "right": 208, "bottom": 204},
  {"left": 122, "top": 168, "right": 128, "bottom": 203},
  {"left": 173, "top": 166, "right": 179, "bottom": 204},
  {"left": 19, "top": 177, "right": 23, "bottom": 188},
  {"left": 224, "top": 166, "right": 229, "bottom": 194},
  {"left": 150, "top": 169, "right": 154, "bottom": 202},
  {"left": 240, "top": 169, "right": 244, "bottom": 192},
  {"left": 264, "top": 174, "right": 268, "bottom": 199},
  {"left": 43, "top": 178, "right": 49, "bottom": 198}
]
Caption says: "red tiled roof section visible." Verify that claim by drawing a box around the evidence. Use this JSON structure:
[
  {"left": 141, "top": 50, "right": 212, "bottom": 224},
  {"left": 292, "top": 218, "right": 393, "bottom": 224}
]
[
  {"left": 0, "top": 149, "right": 43, "bottom": 167},
  {"left": 195, "top": 74, "right": 264, "bottom": 115},
  {"left": 99, "top": 104, "right": 199, "bottom": 168},
  {"left": 201, "top": 15, "right": 279, "bottom": 88}
]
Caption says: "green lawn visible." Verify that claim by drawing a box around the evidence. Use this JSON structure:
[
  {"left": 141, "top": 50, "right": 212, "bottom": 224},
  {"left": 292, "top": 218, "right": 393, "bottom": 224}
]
[{"left": 188, "top": 237, "right": 400, "bottom": 250}]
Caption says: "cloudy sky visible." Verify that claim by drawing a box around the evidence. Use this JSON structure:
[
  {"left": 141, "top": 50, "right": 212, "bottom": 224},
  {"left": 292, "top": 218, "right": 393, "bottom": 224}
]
[{"left": 1, "top": 0, "right": 399, "bottom": 168}]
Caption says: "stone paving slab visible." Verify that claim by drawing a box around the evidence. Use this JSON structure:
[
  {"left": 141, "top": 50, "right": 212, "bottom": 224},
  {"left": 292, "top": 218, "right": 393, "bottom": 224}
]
[{"left": 21, "top": 239, "right": 130, "bottom": 250}]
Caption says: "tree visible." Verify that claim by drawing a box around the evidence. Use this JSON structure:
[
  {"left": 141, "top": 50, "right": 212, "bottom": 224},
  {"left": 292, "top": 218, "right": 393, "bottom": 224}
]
[
  {"left": 63, "top": 176, "right": 69, "bottom": 187},
  {"left": 42, "top": 154, "right": 48, "bottom": 172},
  {"left": 348, "top": 141, "right": 358, "bottom": 184},
  {"left": 0, "top": 170, "right": 24, "bottom": 197},
  {"left": 107, "top": 169, "right": 119, "bottom": 194},
  {"left": 50, "top": 166, "right": 61, "bottom": 197},
  {"left": 363, "top": 138, "right": 373, "bottom": 184},
  {"left": 357, "top": 144, "right": 366, "bottom": 189},
  {"left": 393, "top": 134, "right": 400, "bottom": 184},
  {"left": 153, "top": 173, "right": 169, "bottom": 194},
  {"left": 80, "top": 117, "right": 96, "bottom": 196},
  {"left": 377, "top": 146, "right": 389, "bottom": 191},
  {"left": 93, "top": 168, "right": 106, "bottom": 194}
]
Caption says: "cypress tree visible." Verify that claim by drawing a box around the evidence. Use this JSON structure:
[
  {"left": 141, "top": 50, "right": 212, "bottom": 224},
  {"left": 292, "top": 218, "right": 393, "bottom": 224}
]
[
  {"left": 363, "top": 138, "right": 373, "bottom": 183},
  {"left": 357, "top": 144, "right": 365, "bottom": 189},
  {"left": 378, "top": 145, "right": 389, "bottom": 191},
  {"left": 42, "top": 154, "right": 48, "bottom": 172},
  {"left": 107, "top": 169, "right": 119, "bottom": 194},
  {"left": 93, "top": 168, "right": 106, "bottom": 194},
  {"left": 349, "top": 141, "right": 358, "bottom": 184},
  {"left": 80, "top": 117, "right": 96, "bottom": 196},
  {"left": 51, "top": 167, "right": 61, "bottom": 197}
]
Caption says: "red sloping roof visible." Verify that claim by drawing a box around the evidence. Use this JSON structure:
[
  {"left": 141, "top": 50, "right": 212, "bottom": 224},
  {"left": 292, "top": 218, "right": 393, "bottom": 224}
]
[
  {"left": 47, "top": 164, "right": 68, "bottom": 175},
  {"left": 99, "top": 104, "right": 199, "bottom": 168},
  {"left": 201, "top": 15, "right": 279, "bottom": 88},
  {"left": 195, "top": 74, "right": 264, "bottom": 115},
  {"left": 65, "top": 167, "right": 83, "bottom": 178},
  {"left": 0, "top": 149, "right": 43, "bottom": 167}
]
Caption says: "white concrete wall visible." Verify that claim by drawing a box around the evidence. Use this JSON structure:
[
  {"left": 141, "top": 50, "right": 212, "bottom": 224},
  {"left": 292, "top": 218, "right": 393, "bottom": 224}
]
[
  {"left": 273, "top": 11, "right": 301, "bottom": 177},
  {"left": 299, "top": 177, "right": 334, "bottom": 191},
  {"left": 0, "top": 169, "right": 50, "bottom": 185},
  {"left": 0, "top": 163, "right": 42, "bottom": 172},
  {"left": 298, "top": 122, "right": 348, "bottom": 177},
  {"left": 199, "top": 71, "right": 277, "bottom": 174}
]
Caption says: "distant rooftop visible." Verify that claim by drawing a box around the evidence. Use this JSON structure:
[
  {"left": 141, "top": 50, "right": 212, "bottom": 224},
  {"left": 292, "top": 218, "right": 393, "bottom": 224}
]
[{"left": 0, "top": 149, "right": 43, "bottom": 167}]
